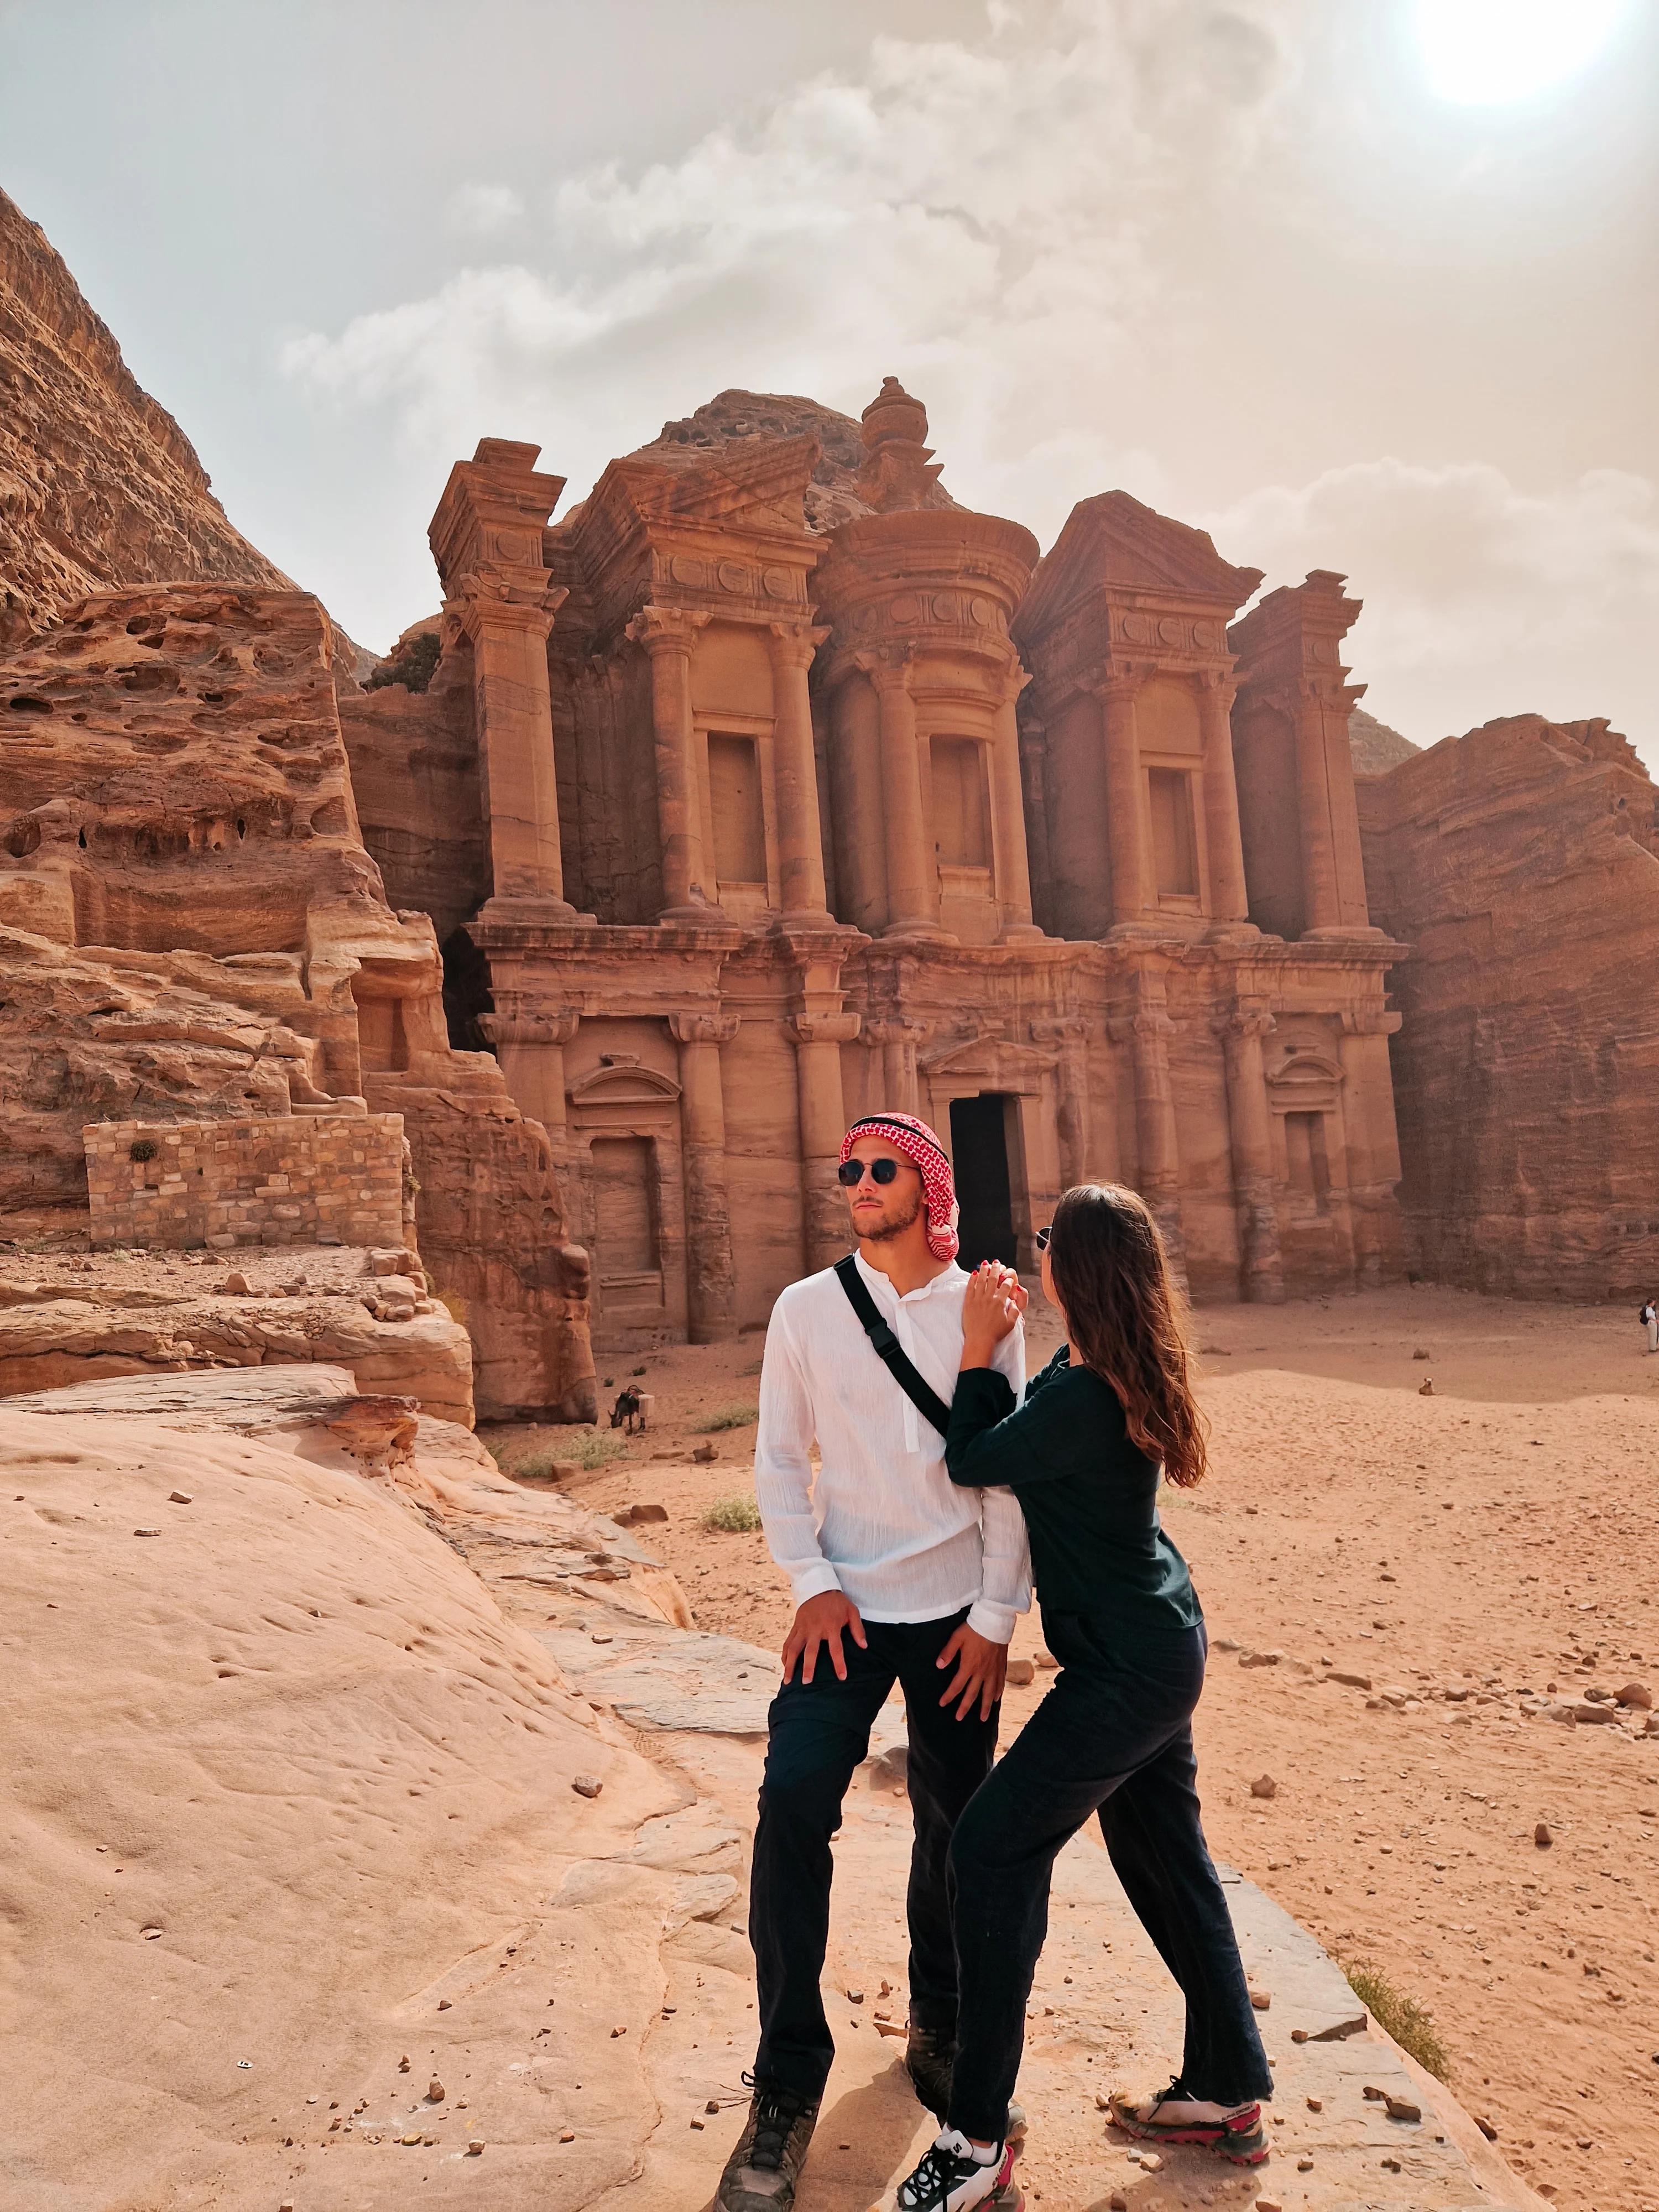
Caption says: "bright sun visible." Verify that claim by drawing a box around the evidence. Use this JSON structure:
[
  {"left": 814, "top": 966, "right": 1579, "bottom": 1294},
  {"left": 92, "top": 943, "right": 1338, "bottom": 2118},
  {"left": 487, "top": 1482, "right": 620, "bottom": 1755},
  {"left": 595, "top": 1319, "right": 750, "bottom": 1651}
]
[{"left": 1412, "top": 0, "right": 1631, "bottom": 104}]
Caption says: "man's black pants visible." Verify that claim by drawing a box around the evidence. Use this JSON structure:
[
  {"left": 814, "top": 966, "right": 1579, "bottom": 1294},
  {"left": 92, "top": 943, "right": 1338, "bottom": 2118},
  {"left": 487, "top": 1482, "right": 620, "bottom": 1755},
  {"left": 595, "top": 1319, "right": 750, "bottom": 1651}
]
[
  {"left": 749, "top": 1609, "right": 997, "bottom": 2102},
  {"left": 946, "top": 1614, "right": 1272, "bottom": 2141}
]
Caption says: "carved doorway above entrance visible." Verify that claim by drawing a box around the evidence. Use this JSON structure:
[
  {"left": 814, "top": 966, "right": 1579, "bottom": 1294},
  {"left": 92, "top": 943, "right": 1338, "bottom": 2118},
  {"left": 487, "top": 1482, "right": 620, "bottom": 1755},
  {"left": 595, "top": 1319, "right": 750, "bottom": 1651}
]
[{"left": 950, "top": 1092, "right": 1018, "bottom": 1270}]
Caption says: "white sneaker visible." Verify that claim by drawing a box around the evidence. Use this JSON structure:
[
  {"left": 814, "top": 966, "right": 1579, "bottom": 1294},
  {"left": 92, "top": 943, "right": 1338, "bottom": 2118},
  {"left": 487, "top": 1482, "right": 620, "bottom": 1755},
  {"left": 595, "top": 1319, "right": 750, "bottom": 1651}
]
[{"left": 895, "top": 2130, "right": 1012, "bottom": 2211}]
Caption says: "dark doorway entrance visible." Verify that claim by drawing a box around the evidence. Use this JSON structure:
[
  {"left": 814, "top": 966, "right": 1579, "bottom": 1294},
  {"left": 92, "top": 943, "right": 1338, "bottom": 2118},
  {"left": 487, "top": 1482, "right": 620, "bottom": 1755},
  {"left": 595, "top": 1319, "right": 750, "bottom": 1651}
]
[{"left": 950, "top": 1094, "right": 1018, "bottom": 1269}]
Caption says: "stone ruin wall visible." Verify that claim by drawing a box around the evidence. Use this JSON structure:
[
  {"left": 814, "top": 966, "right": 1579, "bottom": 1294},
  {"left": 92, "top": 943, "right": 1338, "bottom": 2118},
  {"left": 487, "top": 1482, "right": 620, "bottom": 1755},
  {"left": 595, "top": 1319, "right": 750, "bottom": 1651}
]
[
  {"left": 1357, "top": 713, "right": 1659, "bottom": 1300},
  {"left": 0, "top": 578, "right": 596, "bottom": 1422},
  {"left": 84, "top": 1111, "right": 409, "bottom": 1254}
]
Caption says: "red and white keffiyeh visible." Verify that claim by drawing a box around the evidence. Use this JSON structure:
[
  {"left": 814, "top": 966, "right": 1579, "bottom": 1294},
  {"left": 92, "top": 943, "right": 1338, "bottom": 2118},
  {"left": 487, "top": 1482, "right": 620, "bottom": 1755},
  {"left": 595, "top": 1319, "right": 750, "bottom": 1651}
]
[{"left": 839, "top": 1112, "right": 960, "bottom": 1263}]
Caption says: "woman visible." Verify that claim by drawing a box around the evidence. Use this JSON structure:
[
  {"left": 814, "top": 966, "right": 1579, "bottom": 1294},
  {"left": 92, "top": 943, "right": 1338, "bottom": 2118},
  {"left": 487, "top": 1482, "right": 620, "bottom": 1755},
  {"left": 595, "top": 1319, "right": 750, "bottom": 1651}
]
[{"left": 893, "top": 1183, "right": 1272, "bottom": 2212}]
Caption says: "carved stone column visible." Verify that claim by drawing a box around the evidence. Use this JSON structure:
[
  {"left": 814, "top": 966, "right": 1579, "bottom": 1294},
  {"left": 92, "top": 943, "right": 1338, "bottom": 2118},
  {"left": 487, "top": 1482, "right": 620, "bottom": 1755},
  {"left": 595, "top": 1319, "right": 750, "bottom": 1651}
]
[
  {"left": 990, "top": 666, "right": 1042, "bottom": 941},
  {"left": 788, "top": 1010, "right": 862, "bottom": 1270},
  {"left": 865, "top": 1015, "right": 931, "bottom": 1118},
  {"left": 1111, "top": 978, "right": 1185, "bottom": 1269},
  {"left": 477, "top": 1008, "right": 579, "bottom": 1151},
  {"left": 667, "top": 1011, "right": 740, "bottom": 1341},
  {"left": 1339, "top": 1008, "right": 1404, "bottom": 1288},
  {"left": 1196, "top": 671, "right": 1251, "bottom": 926},
  {"left": 1097, "top": 675, "right": 1150, "bottom": 927},
  {"left": 767, "top": 623, "right": 834, "bottom": 923},
  {"left": 1294, "top": 680, "right": 1343, "bottom": 932},
  {"left": 862, "top": 650, "right": 943, "bottom": 936},
  {"left": 454, "top": 592, "right": 575, "bottom": 907},
  {"left": 1031, "top": 1016, "right": 1095, "bottom": 1191},
  {"left": 628, "top": 605, "right": 714, "bottom": 921},
  {"left": 1214, "top": 1003, "right": 1285, "bottom": 1303}
]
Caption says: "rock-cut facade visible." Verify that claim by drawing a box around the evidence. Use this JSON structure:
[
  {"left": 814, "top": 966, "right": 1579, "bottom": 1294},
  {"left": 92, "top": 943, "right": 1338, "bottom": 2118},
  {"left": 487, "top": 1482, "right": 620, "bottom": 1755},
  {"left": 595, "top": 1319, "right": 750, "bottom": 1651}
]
[{"left": 339, "top": 381, "right": 1408, "bottom": 1350}]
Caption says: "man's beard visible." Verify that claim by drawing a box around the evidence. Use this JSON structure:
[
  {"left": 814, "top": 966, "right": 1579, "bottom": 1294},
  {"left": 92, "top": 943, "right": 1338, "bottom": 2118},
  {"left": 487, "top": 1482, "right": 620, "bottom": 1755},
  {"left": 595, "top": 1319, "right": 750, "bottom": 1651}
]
[{"left": 858, "top": 1186, "right": 925, "bottom": 1244}]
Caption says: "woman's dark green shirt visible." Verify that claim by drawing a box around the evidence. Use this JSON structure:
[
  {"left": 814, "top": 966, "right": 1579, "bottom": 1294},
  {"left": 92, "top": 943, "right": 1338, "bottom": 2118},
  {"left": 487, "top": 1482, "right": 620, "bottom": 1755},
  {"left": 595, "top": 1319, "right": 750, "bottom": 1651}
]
[{"left": 946, "top": 1345, "right": 1201, "bottom": 1630}]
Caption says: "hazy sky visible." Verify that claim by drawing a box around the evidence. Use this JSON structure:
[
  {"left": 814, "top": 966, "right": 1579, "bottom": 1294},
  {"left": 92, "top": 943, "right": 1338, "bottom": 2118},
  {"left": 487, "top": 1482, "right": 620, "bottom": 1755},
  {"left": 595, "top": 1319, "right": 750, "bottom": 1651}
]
[{"left": 4, "top": 0, "right": 1655, "bottom": 757}]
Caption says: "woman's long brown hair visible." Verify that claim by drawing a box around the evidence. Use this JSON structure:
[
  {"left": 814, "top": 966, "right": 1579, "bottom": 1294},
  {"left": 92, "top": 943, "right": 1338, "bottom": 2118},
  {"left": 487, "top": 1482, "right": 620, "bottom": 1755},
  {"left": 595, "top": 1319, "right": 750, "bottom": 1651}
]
[{"left": 1046, "top": 1182, "right": 1209, "bottom": 1486}]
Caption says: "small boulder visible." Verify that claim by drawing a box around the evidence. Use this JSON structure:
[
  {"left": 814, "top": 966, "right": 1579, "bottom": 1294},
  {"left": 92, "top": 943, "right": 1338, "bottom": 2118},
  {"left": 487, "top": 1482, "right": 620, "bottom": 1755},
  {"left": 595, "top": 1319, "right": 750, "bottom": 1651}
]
[
  {"left": 1616, "top": 1681, "right": 1653, "bottom": 1710},
  {"left": 1250, "top": 1774, "right": 1277, "bottom": 1800},
  {"left": 168, "top": 1490, "right": 193, "bottom": 1505},
  {"left": 220, "top": 1271, "right": 250, "bottom": 1295},
  {"left": 692, "top": 1442, "right": 719, "bottom": 1464},
  {"left": 572, "top": 1773, "right": 603, "bottom": 1799},
  {"left": 1418, "top": 1378, "right": 1435, "bottom": 1395},
  {"left": 427, "top": 2078, "right": 445, "bottom": 2102},
  {"left": 1385, "top": 2095, "right": 1422, "bottom": 2124},
  {"left": 1412, "top": 1348, "right": 1430, "bottom": 1360},
  {"left": 1239, "top": 1649, "right": 1282, "bottom": 1669},
  {"left": 1004, "top": 1657, "right": 1035, "bottom": 1687},
  {"left": 1535, "top": 1821, "right": 1553, "bottom": 1848}
]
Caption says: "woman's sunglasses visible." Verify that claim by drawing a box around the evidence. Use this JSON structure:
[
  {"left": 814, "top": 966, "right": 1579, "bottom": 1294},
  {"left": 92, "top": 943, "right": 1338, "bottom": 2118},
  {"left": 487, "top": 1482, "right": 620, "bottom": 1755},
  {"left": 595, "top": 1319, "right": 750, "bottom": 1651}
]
[
  {"left": 837, "top": 1157, "right": 902, "bottom": 1186},
  {"left": 1034, "top": 1226, "right": 1051, "bottom": 1252}
]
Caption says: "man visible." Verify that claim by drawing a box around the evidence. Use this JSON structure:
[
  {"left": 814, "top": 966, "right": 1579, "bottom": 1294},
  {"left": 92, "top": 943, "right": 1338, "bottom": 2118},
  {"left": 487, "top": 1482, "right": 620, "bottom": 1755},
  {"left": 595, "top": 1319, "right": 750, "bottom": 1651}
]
[{"left": 716, "top": 1112, "right": 1030, "bottom": 2212}]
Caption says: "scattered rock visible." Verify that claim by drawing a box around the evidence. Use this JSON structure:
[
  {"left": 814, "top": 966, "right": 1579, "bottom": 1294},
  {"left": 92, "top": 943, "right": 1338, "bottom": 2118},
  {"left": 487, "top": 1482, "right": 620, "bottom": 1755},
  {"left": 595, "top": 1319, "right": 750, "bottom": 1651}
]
[
  {"left": 1249, "top": 1774, "right": 1277, "bottom": 1799},
  {"left": 690, "top": 2117, "right": 705, "bottom": 2129},
  {"left": 467, "top": 2138, "right": 484, "bottom": 2154},
  {"left": 1418, "top": 1378, "right": 1434, "bottom": 1395},
  {"left": 221, "top": 1272, "right": 250, "bottom": 1295},
  {"left": 572, "top": 1774, "right": 603, "bottom": 1799},
  {"left": 399, "top": 2055, "right": 411, "bottom": 2072},
  {"left": 692, "top": 1441, "right": 719, "bottom": 1464},
  {"left": 707, "top": 2099, "right": 721, "bottom": 2114},
  {"left": 1005, "top": 1657, "right": 1035, "bottom": 1686},
  {"left": 1385, "top": 2095, "right": 1421, "bottom": 2123},
  {"left": 1363, "top": 2084, "right": 1385, "bottom": 2101},
  {"left": 437, "top": 1997, "right": 451, "bottom": 2009},
  {"left": 846, "top": 1987, "right": 864, "bottom": 2003},
  {"left": 1035, "top": 1650, "right": 1058, "bottom": 1670},
  {"left": 614, "top": 1501, "right": 669, "bottom": 1526},
  {"left": 1238, "top": 1649, "right": 1282, "bottom": 1668},
  {"left": 133, "top": 1527, "right": 161, "bottom": 1537},
  {"left": 1297, "top": 2156, "right": 1314, "bottom": 2171},
  {"left": 1412, "top": 1347, "right": 1430, "bottom": 1359},
  {"left": 426, "top": 2077, "right": 444, "bottom": 2101},
  {"left": 1573, "top": 1702, "right": 1619, "bottom": 1725},
  {"left": 1475, "top": 2114, "right": 1498, "bottom": 2140},
  {"left": 1305, "top": 2096, "right": 1322, "bottom": 2112},
  {"left": 1327, "top": 1670, "right": 1373, "bottom": 1689},
  {"left": 168, "top": 1490, "right": 192, "bottom": 1504},
  {"left": 1616, "top": 1681, "right": 1652, "bottom": 1709},
  {"left": 1249, "top": 1987, "right": 1271, "bottom": 2011},
  {"left": 140, "top": 1924, "right": 162, "bottom": 1939},
  {"left": 1535, "top": 1821, "right": 1553, "bottom": 1847},
  {"left": 559, "top": 2127, "right": 576, "bottom": 2143},
  {"left": 1254, "top": 2199, "right": 1283, "bottom": 2212}
]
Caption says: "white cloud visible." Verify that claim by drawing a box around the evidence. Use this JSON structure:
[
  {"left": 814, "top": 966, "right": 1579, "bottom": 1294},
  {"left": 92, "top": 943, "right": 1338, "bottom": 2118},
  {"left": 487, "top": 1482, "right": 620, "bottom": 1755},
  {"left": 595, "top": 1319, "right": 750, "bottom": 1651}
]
[
  {"left": 442, "top": 181, "right": 525, "bottom": 237},
  {"left": 282, "top": 3, "right": 1299, "bottom": 487},
  {"left": 1205, "top": 459, "right": 1659, "bottom": 743}
]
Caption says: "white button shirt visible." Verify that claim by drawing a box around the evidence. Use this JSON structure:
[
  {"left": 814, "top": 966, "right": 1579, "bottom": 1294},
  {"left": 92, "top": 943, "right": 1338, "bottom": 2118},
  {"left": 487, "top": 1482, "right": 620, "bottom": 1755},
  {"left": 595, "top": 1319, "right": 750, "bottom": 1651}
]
[{"left": 754, "top": 1253, "right": 1032, "bottom": 1644}]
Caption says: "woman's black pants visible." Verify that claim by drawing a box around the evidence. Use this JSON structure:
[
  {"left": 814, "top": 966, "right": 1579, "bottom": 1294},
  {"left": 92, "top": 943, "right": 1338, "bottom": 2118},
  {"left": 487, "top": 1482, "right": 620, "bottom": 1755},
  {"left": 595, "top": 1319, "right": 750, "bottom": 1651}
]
[{"left": 946, "top": 1616, "right": 1272, "bottom": 2142}]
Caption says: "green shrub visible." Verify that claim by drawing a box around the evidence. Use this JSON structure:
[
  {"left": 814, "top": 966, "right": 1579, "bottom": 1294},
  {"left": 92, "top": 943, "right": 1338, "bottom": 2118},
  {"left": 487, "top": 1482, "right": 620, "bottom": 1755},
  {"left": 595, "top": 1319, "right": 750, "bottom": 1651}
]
[
  {"left": 697, "top": 1402, "right": 758, "bottom": 1433},
  {"left": 365, "top": 630, "right": 441, "bottom": 694},
  {"left": 702, "top": 1493, "right": 762, "bottom": 1533},
  {"left": 1342, "top": 1961, "right": 1449, "bottom": 2080},
  {"left": 561, "top": 1430, "right": 629, "bottom": 1472}
]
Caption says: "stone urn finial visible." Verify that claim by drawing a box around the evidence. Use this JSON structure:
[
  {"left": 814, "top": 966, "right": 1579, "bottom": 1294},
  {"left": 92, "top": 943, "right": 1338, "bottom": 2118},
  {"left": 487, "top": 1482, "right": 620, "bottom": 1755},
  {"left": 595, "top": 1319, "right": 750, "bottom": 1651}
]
[
  {"left": 856, "top": 377, "right": 945, "bottom": 511},
  {"left": 860, "top": 376, "right": 930, "bottom": 453}
]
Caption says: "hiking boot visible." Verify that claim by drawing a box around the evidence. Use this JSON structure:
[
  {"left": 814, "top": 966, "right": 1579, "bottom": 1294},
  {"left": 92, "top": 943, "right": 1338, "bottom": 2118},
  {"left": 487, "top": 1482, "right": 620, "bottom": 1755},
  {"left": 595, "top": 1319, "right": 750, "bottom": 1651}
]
[
  {"left": 1108, "top": 2079, "right": 1269, "bottom": 2164},
  {"left": 904, "top": 2023, "right": 1026, "bottom": 2145},
  {"left": 714, "top": 2077, "right": 821, "bottom": 2211},
  {"left": 896, "top": 2131, "right": 1015, "bottom": 2211}
]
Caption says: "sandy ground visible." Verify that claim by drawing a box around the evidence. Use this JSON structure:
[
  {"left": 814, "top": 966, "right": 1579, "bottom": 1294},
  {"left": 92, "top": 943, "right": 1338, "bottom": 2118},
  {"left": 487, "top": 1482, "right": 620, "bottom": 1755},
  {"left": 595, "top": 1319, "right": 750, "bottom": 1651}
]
[{"left": 493, "top": 1284, "right": 1659, "bottom": 2212}]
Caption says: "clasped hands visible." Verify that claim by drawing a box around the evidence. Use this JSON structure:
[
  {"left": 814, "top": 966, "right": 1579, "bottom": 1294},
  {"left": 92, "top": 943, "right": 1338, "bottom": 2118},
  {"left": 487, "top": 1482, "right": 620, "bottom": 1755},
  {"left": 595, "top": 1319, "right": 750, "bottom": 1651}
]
[
  {"left": 781, "top": 1590, "right": 1008, "bottom": 1720},
  {"left": 961, "top": 1259, "right": 1027, "bottom": 1369}
]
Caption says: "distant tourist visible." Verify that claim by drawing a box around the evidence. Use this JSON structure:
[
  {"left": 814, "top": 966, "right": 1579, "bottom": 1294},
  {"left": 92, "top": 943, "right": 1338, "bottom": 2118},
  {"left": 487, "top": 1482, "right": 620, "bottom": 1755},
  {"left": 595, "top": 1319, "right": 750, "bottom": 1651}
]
[
  {"left": 888, "top": 1183, "right": 1272, "bottom": 2211},
  {"left": 716, "top": 1112, "right": 1029, "bottom": 2212},
  {"left": 1642, "top": 1297, "right": 1658, "bottom": 1354}
]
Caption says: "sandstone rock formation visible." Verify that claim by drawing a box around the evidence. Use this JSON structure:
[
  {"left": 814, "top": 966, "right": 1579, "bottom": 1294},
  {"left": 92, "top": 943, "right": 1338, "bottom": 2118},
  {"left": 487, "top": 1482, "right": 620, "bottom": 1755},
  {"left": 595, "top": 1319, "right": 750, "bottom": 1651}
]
[
  {"left": 1357, "top": 713, "right": 1659, "bottom": 1297},
  {"left": 0, "top": 581, "right": 594, "bottom": 1420},
  {"left": 0, "top": 187, "right": 291, "bottom": 642},
  {"left": 1348, "top": 705, "right": 1420, "bottom": 778}
]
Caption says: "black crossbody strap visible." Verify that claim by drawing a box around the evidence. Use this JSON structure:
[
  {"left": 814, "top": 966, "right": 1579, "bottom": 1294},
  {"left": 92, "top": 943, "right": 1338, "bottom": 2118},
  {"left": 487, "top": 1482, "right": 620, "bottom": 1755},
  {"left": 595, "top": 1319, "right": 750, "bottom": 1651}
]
[{"left": 833, "top": 1254, "right": 954, "bottom": 1437}]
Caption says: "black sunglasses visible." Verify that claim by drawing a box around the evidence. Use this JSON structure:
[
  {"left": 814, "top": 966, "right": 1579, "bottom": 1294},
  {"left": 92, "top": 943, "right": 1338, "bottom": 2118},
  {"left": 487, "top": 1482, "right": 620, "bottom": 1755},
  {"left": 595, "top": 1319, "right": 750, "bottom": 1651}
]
[
  {"left": 1035, "top": 1226, "right": 1051, "bottom": 1252},
  {"left": 838, "top": 1157, "right": 902, "bottom": 1187}
]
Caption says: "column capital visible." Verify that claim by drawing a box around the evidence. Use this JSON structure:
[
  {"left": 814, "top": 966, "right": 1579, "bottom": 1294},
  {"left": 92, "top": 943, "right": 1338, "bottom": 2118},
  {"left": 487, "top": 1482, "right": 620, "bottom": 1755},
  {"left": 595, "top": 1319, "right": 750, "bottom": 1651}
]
[
  {"left": 1094, "top": 667, "right": 1147, "bottom": 706},
  {"left": 478, "top": 1008, "right": 580, "bottom": 1047},
  {"left": 786, "top": 1011, "right": 862, "bottom": 1047},
  {"left": 1196, "top": 669, "right": 1239, "bottom": 710},
  {"left": 766, "top": 620, "right": 831, "bottom": 671},
  {"left": 1340, "top": 1008, "right": 1402, "bottom": 1037},
  {"left": 449, "top": 583, "right": 568, "bottom": 647},
  {"left": 1030, "top": 1015, "right": 1096, "bottom": 1046},
  {"left": 863, "top": 1015, "right": 932, "bottom": 1047},
  {"left": 626, "top": 603, "right": 712, "bottom": 657},
  {"left": 1108, "top": 1009, "right": 1180, "bottom": 1047},
  {"left": 853, "top": 645, "right": 915, "bottom": 695},
  {"left": 1211, "top": 1004, "right": 1276, "bottom": 1046},
  {"left": 667, "top": 1010, "right": 741, "bottom": 1047}
]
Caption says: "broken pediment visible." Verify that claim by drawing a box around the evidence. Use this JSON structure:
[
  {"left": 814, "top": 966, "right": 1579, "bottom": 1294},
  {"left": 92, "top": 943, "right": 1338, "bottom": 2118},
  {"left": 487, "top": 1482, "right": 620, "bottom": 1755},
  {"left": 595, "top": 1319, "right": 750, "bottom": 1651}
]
[
  {"left": 1018, "top": 490, "right": 1265, "bottom": 642},
  {"left": 567, "top": 1056, "right": 683, "bottom": 1107}
]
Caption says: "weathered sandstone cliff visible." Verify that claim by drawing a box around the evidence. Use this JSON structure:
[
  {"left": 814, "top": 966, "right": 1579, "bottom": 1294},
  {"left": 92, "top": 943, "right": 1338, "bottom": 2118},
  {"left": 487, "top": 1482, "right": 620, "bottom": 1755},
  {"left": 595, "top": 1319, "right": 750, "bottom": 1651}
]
[
  {"left": 0, "top": 187, "right": 290, "bottom": 641},
  {"left": 0, "top": 583, "right": 594, "bottom": 1420},
  {"left": 1357, "top": 714, "right": 1659, "bottom": 1298}
]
